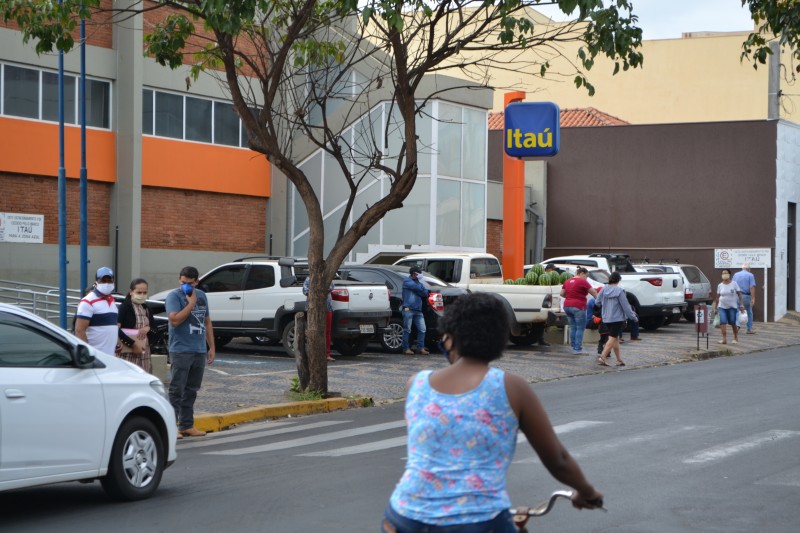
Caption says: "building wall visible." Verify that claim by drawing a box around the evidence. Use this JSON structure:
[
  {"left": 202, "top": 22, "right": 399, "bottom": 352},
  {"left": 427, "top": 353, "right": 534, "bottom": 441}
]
[
  {"left": 775, "top": 120, "right": 800, "bottom": 316},
  {"left": 486, "top": 219, "right": 503, "bottom": 262}
]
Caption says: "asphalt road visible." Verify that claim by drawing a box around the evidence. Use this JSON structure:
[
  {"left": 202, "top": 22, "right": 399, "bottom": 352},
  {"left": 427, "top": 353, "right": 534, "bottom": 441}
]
[{"left": 2, "top": 347, "right": 798, "bottom": 532}]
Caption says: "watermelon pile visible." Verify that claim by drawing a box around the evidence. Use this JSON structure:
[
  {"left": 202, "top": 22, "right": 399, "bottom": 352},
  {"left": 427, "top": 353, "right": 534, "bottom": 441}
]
[{"left": 504, "top": 265, "right": 571, "bottom": 286}]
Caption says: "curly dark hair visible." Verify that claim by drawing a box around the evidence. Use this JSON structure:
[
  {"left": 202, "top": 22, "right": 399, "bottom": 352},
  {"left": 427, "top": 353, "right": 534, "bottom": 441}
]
[{"left": 437, "top": 292, "right": 509, "bottom": 362}]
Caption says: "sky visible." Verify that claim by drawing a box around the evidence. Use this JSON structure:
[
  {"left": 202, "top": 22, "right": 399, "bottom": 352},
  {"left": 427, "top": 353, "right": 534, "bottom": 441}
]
[{"left": 534, "top": 0, "right": 756, "bottom": 40}]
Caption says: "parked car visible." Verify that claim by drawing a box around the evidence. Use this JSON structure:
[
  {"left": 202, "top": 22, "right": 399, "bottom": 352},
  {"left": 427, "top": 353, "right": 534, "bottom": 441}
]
[
  {"left": 0, "top": 303, "right": 177, "bottom": 501},
  {"left": 634, "top": 263, "right": 713, "bottom": 322},
  {"left": 337, "top": 265, "right": 469, "bottom": 353}
]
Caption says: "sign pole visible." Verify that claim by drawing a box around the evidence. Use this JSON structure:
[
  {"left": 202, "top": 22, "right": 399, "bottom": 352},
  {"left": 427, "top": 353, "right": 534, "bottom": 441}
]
[{"left": 763, "top": 267, "right": 768, "bottom": 323}]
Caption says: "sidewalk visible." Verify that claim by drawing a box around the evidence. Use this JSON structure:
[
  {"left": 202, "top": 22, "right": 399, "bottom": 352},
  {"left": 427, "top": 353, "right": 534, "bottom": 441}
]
[{"left": 193, "top": 314, "right": 800, "bottom": 432}]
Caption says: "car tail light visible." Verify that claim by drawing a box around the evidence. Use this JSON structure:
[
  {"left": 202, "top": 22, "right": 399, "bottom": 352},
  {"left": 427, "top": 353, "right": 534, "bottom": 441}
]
[
  {"left": 330, "top": 288, "right": 349, "bottom": 302},
  {"left": 684, "top": 288, "right": 694, "bottom": 299},
  {"left": 642, "top": 277, "right": 663, "bottom": 287},
  {"left": 428, "top": 292, "right": 444, "bottom": 312},
  {"left": 542, "top": 293, "right": 552, "bottom": 308}
]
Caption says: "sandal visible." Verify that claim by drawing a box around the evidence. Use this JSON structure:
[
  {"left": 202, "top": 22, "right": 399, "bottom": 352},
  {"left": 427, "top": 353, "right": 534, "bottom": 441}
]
[
  {"left": 597, "top": 357, "right": 610, "bottom": 367},
  {"left": 616, "top": 361, "right": 626, "bottom": 366},
  {"left": 718, "top": 340, "right": 727, "bottom": 345}
]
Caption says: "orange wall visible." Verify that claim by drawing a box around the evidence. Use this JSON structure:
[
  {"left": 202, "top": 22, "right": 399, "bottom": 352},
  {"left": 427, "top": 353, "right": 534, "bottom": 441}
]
[
  {"left": 142, "top": 137, "right": 270, "bottom": 197},
  {"left": 0, "top": 117, "right": 116, "bottom": 181}
]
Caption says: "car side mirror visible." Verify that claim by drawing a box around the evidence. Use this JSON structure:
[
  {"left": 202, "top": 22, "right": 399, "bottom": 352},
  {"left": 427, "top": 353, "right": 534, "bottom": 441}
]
[
  {"left": 280, "top": 275, "right": 297, "bottom": 288},
  {"left": 73, "top": 344, "right": 95, "bottom": 368}
]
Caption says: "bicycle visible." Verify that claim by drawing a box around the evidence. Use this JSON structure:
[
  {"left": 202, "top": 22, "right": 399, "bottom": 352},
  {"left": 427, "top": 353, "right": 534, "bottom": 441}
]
[{"left": 510, "top": 491, "right": 606, "bottom": 532}]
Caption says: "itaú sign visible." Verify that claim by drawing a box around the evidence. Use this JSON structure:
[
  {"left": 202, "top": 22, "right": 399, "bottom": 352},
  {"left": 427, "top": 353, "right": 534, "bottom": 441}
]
[{"left": 504, "top": 102, "right": 560, "bottom": 157}]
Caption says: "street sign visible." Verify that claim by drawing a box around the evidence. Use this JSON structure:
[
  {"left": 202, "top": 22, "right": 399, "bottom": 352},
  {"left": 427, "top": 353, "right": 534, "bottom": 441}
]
[
  {"left": 714, "top": 248, "right": 771, "bottom": 269},
  {"left": 0, "top": 212, "right": 44, "bottom": 243},
  {"left": 504, "top": 102, "right": 560, "bottom": 157}
]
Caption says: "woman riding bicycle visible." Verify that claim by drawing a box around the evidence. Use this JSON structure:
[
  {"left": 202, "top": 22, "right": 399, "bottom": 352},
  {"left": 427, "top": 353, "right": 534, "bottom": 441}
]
[{"left": 382, "top": 293, "right": 603, "bottom": 533}]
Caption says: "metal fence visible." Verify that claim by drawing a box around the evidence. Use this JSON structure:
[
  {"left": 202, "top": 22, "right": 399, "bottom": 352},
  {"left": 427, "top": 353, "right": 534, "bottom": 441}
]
[{"left": 0, "top": 279, "right": 82, "bottom": 325}]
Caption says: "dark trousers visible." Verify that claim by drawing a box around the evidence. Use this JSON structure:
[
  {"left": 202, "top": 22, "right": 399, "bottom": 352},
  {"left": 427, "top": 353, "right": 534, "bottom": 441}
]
[{"left": 169, "top": 351, "right": 206, "bottom": 430}]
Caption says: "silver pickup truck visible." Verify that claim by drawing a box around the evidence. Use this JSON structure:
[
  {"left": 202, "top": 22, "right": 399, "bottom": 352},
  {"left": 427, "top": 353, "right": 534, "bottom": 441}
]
[{"left": 152, "top": 257, "right": 391, "bottom": 356}]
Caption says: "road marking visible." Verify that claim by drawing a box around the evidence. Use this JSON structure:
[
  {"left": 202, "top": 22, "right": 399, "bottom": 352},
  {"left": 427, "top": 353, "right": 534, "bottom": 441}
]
[
  {"left": 515, "top": 420, "right": 610, "bottom": 443},
  {"left": 514, "top": 425, "right": 704, "bottom": 465},
  {"left": 206, "top": 420, "right": 407, "bottom": 455},
  {"left": 755, "top": 466, "right": 800, "bottom": 487},
  {"left": 683, "top": 430, "right": 800, "bottom": 464},
  {"left": 298, "top": 436, "right": 409, "bottom": 457},
  {"left": 206, "top": 367, "right": 230, "bottom": 375},
  {"left": 180, "top": 420, "right": 347, "bottom": 449}
]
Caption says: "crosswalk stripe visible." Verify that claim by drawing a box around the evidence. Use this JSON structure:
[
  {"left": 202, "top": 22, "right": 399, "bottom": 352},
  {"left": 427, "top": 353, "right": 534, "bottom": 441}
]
[
  {"left": 180, "top": 420, "right": 346, "bottom": 449},
  {"left": 516, "top": 420, "right": 610, "bottom": 443},
  {"left": 206, "top": 420, "right": 407, "bottom": 456},
  {"left": 514, "top": 425, "right": 704, "bottom": 465},
  {"left": 298, "top": 436, "right": 408, "bottom": 457},
  {"left": 683, "top": 430, "right": 800, "bottom": 464}
]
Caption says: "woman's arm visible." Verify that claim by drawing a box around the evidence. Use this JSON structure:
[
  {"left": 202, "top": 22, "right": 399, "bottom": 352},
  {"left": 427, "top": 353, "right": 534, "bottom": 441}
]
[{"left": 505, "top": 373, "right": 602, "bottom": 508}]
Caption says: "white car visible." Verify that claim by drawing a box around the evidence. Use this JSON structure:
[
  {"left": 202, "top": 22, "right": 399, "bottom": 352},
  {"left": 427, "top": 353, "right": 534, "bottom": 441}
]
[{"left": 0, "top": 304, "right": 177, "bottom": 501}]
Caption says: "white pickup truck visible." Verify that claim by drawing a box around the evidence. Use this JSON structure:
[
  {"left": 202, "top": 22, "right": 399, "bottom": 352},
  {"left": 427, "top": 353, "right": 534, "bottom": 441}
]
[
  {"left": 393, "top": 252, "right": 563, "bottom": 345},
  {"left": 542, "top": 253, "right": 687, "bottom": 330},
  {"left": 152, "top": 257, "right": 391, "bottom": 356}
]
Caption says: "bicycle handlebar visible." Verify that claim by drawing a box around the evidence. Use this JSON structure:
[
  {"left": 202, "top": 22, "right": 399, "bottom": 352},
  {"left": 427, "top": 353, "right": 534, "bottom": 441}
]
[{"left": 510, "top": 490, "right": 606, "bottom": 529}]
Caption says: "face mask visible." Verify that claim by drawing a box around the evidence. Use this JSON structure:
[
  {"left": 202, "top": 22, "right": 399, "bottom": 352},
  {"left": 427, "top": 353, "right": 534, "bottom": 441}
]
[
  {"left": 181, "top": 283, "right": 194, "bottom": 296},
  {"left": 96, "top": 283, "right": 114, "bottom": 295},
  {"left": 131, "top": 294, "right": 148, "bottom": 304},
  {"left": 721, "top": 274, "right": 730, "bottom": 281}
]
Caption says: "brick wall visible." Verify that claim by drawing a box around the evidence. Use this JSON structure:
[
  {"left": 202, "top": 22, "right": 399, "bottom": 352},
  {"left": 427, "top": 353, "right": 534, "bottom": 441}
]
[
  {"left": 0, "top": 1, "right": 114, "bottom": 49},
  {"left": 486, "top": 219, "right": 503, "bottom": 263},
  {"left": 141, "top": 187, "right": 266, "bottom": 252},
  {"left": 0, "top": 173, "right": 112, "bottom": 245},
  {"left": 1, "top": 174, "right": 266, "bottom": 252}
]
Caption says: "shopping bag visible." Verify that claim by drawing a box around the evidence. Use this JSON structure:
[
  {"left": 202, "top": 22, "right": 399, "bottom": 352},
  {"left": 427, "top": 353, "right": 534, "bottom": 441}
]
[
  {"left": 712, "top": 313, "right": 720, "bottom": 329},
  {"left": 738, "top": 309, "right": 748, "bottom": 326}
]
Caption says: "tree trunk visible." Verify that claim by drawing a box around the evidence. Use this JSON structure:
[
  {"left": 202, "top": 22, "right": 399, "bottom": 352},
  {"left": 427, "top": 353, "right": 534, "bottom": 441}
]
[
  {"left": 305, "top": 283, "right": 329, "bottom": 395},
  {"left": 294, "top": 312, "right": 310, "bottom": 390}
]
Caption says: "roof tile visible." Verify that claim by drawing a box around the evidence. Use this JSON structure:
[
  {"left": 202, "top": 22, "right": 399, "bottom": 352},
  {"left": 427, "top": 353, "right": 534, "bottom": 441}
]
[{"left": 488, "top": 107, "right": 628, "bottom": 130}]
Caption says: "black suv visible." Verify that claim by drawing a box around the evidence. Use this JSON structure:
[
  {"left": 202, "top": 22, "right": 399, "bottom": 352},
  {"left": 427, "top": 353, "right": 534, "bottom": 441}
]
[{"left": 337, "top": 265, "right": 468, "bottom": 353}]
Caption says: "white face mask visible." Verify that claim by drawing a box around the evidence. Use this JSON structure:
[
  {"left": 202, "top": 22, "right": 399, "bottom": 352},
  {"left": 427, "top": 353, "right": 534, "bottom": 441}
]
[
  {"left": 96, "top": 283, "right": 114, "bottom": 295},
  {"left": 131, "top": 294, "right": 148, "bottom": 304}
]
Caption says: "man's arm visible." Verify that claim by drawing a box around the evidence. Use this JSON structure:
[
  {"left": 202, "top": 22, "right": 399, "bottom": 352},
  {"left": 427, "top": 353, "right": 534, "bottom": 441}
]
[
  {"left": 168, "top": 290, "right": 196, "bottom": 327},
  {"left": 74, "top": 317, "right": 90, "bottom": 343},
  {"left": 205, "top": 315, "right": 215, "bottom": 364}
]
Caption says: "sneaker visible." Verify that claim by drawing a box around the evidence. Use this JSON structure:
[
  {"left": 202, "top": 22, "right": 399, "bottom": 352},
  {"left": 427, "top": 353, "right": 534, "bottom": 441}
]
[
  {"left": 180, "top": 427, "right": 207, "bottom": 437},
  {"left": 572, "top": 350, "right": 588, "bottom": 355},
  {"left": 403, "top": 349, "right": 415, "bottom": 355},
  {"left": 416, "top": 348, "right": 430, "bottom": 355},
  {"left": 630, "top": 337, "right": 642, "bottom": 341},
  {"left": 177, "top": 432, "right": 183, "bottom": 440},
  {"left": 538, "top": 340, "right": 551, "bottom": 347}
]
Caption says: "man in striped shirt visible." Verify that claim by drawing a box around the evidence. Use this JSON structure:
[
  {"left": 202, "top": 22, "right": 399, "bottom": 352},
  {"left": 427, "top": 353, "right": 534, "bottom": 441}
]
[{"left": 75, "top": 267, "right": 119, "bottom": 356}]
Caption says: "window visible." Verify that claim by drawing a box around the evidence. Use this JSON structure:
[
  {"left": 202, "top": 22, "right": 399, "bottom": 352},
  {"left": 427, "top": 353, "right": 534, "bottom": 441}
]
[
  {"left": 201, "top": 265, "right": 247, "bottom": 293},
  {"left": 346, "top": 270, "right": 389, "bottom": 288},
  {"left": 155, "top": 91, "right": 183, "bottom": 139},
  {"left": 469, "top": 258, "right": 502, "bottom": 279},
  {"left": 0, "top": 319, "right": 72, "bottom": 367},
  {"left": 186, "top": 96, "right": 212, "bottom": 143},
  {"left": 214, "top": 101, "right": 240, "bottom": 146},
  {"left": 244, "top": 265, "right": 275, "bottom": 291},
  {"left": 142, "top": 89, "right": 153, "bottom": 134},
  {"left": 436, "top": 178, "right": 461, "bottom": 246},
  {"left": 1, "top": 63, "right": 111, "bottom": 128},
  {"left": 424, "top": 260, "right": 459, "bottom": 284},
  {"left": 4, "top": 65, "right": 39, "bottom": 119}
]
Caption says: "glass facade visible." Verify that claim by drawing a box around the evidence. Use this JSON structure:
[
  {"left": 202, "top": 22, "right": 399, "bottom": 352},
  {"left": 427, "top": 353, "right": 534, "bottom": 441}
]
[{"left": 291, "top": 100, "right": 487, "bottom": 260}]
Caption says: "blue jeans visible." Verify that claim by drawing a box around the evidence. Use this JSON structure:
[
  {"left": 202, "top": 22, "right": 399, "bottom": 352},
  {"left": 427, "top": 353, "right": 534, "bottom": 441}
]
[
  {"left": 382, "top": 504, "right": 516, "bottom": 533},
  {"left": 169, "top": 351, "right": 206, "bottom": 430},
  {"left": 402, "top": 308, "right": 426, "bottom": 351},
  {"left": 742, "top": 294, "right": 753, "bottom": 331},
  {"left": 565, "top": 306, "right": 587, "bottom": 352}
]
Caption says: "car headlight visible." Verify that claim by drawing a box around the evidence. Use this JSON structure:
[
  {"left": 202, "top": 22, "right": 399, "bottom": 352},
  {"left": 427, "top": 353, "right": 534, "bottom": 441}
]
[{"left": 150, "top": 379, "right": 168, "bottom": 399}]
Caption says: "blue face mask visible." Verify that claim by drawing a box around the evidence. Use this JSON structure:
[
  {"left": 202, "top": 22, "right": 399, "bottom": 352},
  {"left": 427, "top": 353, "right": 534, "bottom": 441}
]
[
  {"left": 437, "top": 340, "right": 450, "bottom": 363},
  {"left": 181, "top": 283, "right": 194, "bottom": 295}
]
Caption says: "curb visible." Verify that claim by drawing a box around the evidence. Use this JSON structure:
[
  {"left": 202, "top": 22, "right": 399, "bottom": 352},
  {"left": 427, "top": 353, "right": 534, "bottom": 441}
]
[{"left": 193, "top": 397, "right": 373, "bottom": 433}]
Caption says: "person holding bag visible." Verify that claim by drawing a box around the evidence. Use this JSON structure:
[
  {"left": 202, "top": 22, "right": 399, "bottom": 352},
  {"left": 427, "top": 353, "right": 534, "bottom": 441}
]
[
  {"left": 712, "top": 269, "right": 745, "bottom": 345},
  {"left": 595, "top": 272, "right": 638, "bottom": 367},
  {"left": 117, "top": 278, "right": 155, "bottom": 373}
]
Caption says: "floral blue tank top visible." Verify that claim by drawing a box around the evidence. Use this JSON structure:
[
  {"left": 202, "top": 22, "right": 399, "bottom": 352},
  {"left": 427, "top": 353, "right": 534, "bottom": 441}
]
[{"left": 390, "top": 367, "right": 519, "bottom": 525}]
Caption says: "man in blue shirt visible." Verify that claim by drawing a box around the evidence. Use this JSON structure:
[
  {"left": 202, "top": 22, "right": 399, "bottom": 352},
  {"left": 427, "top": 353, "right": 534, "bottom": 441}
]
[
  {"left": 732, "top": 263, "right": 757, "bottom": 334},
  {"left": 402, "top": 266, "right": 430, "bottom": 355},
  {"left": 166, "top": 266, "right": 215, "bottom": 438}
]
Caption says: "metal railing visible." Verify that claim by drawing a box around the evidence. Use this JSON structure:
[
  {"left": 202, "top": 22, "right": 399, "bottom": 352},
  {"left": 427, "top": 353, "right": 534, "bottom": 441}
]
[{"left": 0, "top": 279, "right": 83, "bottom": 324}]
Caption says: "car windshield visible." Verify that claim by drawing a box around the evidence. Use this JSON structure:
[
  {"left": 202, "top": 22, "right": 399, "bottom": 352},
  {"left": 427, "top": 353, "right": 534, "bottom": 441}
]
[
  {"left": 420, "top": 271, "right": 448, "bottom": 288},
  {"left": 588, "top": 269, "right": 611, "bottom": 284}
]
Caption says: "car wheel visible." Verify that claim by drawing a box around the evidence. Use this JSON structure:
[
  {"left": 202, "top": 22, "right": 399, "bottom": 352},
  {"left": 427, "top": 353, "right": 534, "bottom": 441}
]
[
  {"left": 333, "top": 337, "right": 370, "bottom": 356},
  {"left": 215, "top": 336, "right": 233, "bottom": 347},
  {"left": 281, "top": 320, "right": 296, "bottom": 357},
  {"left": 509, "top": 332, "right": 537, "bottom": 346},
  {"left": 380, "top": 319, "right": 404, "bottom": 353},
  {"left": 251, "top": 335, "right": 280, "bottom": 346},
  {"left": 100, "top": 416, "right": 165, "bottom": 502}
]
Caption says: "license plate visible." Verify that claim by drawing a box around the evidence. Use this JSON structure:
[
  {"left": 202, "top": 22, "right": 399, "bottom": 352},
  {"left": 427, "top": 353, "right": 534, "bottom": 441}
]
[{"left": 360, "top": 324, "right": 374, "bottom": 334}]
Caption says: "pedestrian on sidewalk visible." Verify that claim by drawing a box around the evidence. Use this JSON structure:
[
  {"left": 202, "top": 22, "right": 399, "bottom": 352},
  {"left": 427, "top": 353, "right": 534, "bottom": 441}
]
[
  {"left": 596, "top": 272, "right": 638, "bottom": 367},
  {"left": 74, "top": 267, "right": 119, "bottom": 357},
  {"left": 401, "top": 266, "right": 430, "bottom": 355},
  {"left": 382, "top": 293, "right": 603, "bottom": 532},
  {"left": 561, "top": 267, "right": 597, "bottom": 354},
  {"left": 117, "top": 278, "right": 154, "bottom": 373},
  {"left": 732, "top": 263, "right": 757, "bottom": 334},
  {"left": 712, "top": 268, "right": 745, "bottom": 345},
  {"left": 167, "top": 266, "right": 215, "bottom": 438}
]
